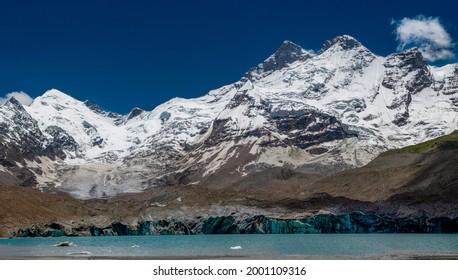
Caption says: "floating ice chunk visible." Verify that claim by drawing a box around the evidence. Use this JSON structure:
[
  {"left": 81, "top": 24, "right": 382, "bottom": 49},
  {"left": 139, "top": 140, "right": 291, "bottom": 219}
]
[
  {"left": 67, "top": 251, "right": 92, "bottom": 255},
  {"left": 230, "top": 246, "right": 242, "bottom": 250},
  {"left": 54, "top": 241, "right": 73, "bottom": 247}
]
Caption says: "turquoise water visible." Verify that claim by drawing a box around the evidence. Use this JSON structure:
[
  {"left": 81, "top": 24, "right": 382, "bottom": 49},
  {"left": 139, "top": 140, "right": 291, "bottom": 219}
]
[{"left": 0, "top": 234, "right": 457, "bottom": 259}]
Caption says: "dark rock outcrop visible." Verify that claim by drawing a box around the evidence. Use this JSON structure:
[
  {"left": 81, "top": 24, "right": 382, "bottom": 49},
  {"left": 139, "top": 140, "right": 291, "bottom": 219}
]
[
  {"left": 382, "top": 49, "right": 433, "bottom": 127},
  {"left": 0, "top": 98, "right": 67, "bottom": 186},
  {"left": 45, "top": 125, "right": 79, "bottom": 157},
  {"left": 268, "top": 109, "right": 357, "bottom": 149},
  {"left": 127, "top": 107, "right": 144, "bottom": 120},
  {"left": 319, "top": 35, "right": 362, "bottom": 53},
  {"left": 442, "top": 66, "right": 458, "bottom": 95},
  {"left": 245, "top": 40, "right": 313, "bottom": 81}
]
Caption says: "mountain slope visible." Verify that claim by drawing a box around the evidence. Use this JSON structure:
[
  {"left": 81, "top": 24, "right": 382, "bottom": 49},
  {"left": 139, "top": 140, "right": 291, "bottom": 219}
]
[
  {"left": 1, "top": 131, "right": 457, "bottom": 237},
  {"left": 0, "top": 35, "right": 458, "bottom": 199},
  {"left": 298, "top": 130, "right": 458, "bottom": 217},
  {"left": 0, "top": 97, "right": 63, "bottom": 187}
]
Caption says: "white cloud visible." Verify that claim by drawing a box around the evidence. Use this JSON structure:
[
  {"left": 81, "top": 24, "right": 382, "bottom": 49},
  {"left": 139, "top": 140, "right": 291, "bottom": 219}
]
[
  {"left": 392, "top": 15, "right": 455, "bottom": 62},
  {"left": 0, "top": 91, "right": 34, "bottom": 106}
]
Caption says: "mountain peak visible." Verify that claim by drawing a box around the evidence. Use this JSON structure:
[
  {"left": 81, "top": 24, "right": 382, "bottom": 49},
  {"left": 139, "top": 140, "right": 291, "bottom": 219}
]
[
  {"left": 386, "top": 47, "right": 428, "bottom": 70},
  {"left": 30, "top": 89, "right": 80, "bottom": 109},
  {"left": 41, "top": 89, "right": 75, "bottom": 101},
  {"left": 272, "top": 40, "right": 313, "bottom": 62},
  {"left": 402, "top": 47, "right": 424, "bottom": 58},
  {"left": 245, "top": 40, "right": 313, "bottom": 80},
  {"left": 4, "top": 96, "right": 23, "bottom": 108},
  {"left": 277, "top": 40, "right": 303, "bottom": 52},
  {"left": 319, "top": 35, "right": 363, "bottom": 53},
  {"left": 127, "top": 107, "right": 144, "bottom": 120}
]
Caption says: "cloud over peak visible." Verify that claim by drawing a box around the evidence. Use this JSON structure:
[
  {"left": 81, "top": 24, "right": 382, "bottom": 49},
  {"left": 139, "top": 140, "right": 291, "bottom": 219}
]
[
  {"left": 392, "top": 15, "right": 455, "bottom": 62},
  {"left": 0, "top": 91, "right": 34, "bottom": 106}
]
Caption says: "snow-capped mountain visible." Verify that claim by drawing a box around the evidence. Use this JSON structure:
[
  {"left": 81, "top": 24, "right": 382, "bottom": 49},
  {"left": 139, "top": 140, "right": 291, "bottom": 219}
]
[{"left": 1, "top": 35, "right": 457, "bottom": 199}]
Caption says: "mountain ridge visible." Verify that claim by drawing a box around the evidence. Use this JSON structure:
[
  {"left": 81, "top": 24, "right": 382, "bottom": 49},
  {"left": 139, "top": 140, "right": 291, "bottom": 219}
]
[{"left": 1, "top": 35, "right": 458, "bottom": 199}]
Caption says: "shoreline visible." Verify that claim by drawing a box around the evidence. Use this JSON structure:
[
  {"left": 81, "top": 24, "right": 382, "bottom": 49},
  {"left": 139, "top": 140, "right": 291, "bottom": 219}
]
[{"left": 1, "top": 253, "right": 458, "bottom": 260}]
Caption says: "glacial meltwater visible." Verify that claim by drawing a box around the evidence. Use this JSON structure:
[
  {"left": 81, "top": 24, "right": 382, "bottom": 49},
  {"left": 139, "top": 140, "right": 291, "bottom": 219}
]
[{"left": 0, "top": 234, "right": 457, "bottom": 259}]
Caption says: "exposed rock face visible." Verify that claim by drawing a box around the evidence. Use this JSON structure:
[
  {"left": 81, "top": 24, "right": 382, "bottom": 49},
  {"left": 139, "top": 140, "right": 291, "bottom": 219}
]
[
  {"left": 0, "top": 98, "right": 48, "bottom": 160},
  {"left": 127, "top": 107, "right": 144, "bottom": 120},
  {"left": 45, "top": 126, "right": 79, "bottom": 157},
  {"left": 84, "top": 100, "right": 123, "bottom": 120},
  {"left": 82, "top": 121, "right": 104, "bottom": 147},
  {"left": 382, "top": 49, "right": 434, "bottom": 126},
  {"left": 268, "top": 109, "right": 356, "bottom": 149},
  {"left": 245, "top": 40, "right": 314, "bottom": 81},
  {"left": 320, "top": 35, "right": 363, "bottom": 53},
  {"left": 0, "top": 98, "right": 65, "bottom": 186},
  {"left": 442, "top": 66, "right": 458, "bottom": 95}
]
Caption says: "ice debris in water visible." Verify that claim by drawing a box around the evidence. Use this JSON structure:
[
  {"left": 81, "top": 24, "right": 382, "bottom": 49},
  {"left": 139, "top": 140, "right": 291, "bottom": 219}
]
[
  {"left": 54, "top": 241, "right": 73, "bottom": 247},
  {"left": 67, "top": 251, "right": 92, "bottom": 255}
]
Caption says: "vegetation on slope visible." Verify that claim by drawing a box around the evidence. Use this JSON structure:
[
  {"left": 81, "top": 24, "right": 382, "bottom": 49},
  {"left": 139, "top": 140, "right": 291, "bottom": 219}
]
[{"left": 384, "top": 130, "right": 458, "bottom": 155}]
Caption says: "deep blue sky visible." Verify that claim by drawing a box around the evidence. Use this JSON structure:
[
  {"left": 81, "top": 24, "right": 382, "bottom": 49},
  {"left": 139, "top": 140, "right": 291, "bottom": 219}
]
[{"left": 0, "top": 0, "right": 457, "bottom": 113}]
